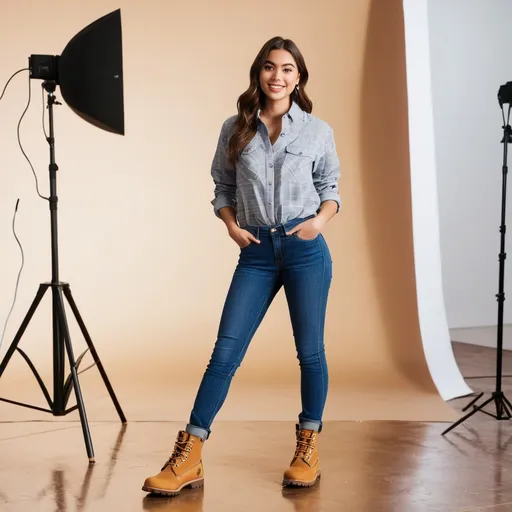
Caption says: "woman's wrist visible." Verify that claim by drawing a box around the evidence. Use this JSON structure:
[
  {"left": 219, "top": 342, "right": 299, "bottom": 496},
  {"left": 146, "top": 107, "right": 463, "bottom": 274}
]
[
  {"left": 219, "top": 206, "right": 239, "bottom": 232},
  {"left": 316, "top": 200, "right": 338, "bottom": 225}
]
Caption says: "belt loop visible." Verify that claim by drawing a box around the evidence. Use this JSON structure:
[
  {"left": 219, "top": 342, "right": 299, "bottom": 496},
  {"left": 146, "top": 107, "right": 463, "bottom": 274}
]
[{"left": 257, "top": 227, "right": 260, "bottom": 239}]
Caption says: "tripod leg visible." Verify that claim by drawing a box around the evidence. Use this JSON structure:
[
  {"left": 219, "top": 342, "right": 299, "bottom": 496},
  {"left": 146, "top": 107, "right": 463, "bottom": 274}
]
[
  {"left": 63, "top": 285, "right": 126, "bottom": 423},
  {"left": 462, "top": 392, "right": 484, "bottom": 412},
  {"left": 442, "top": 395, "right": 495, "bottom": 435},
  {"left": 0, "top": 284, "right": 49, "bottom": 377},
  {"left": 500, "top": 398, "right": 512, "bottom": 419},
  {"left": 496, "top": 396, "right": 506, "bottom": 419},
  {"left": 494, "top": 394, "right": 512, "bottom": 419},
  {"left": 503, "top": 395, "right": 512, "bottom": 416},
  {"left": 55, "top": 289, "right": 95, "bottom": 462}
]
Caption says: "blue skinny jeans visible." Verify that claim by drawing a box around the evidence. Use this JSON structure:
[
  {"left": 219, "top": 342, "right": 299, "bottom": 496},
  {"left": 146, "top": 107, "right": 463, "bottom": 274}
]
[{"left": 186, "top": 215, "right": 333, "bottom": 440}]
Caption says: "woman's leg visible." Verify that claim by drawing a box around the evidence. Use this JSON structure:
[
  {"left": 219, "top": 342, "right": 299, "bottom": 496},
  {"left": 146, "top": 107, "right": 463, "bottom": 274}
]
[
  {"left": 281, "top": 233, "right": 333, "bottom": 432},
  {"left": 187, "top": 257, "right": 282, "bottom": 440},
  {"left": 143, "top": 236, "right": 281, "bottom": 495}
]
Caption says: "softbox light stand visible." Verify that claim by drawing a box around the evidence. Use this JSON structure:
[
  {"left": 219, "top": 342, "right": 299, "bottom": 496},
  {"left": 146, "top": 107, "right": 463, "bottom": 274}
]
[
  {"left": 0, "top": 81, "right": 126, "bottom": 462},
  {"left": 0, "top": 9, "right": 126, "bottom": 463},
  {"left": 442, "top": 94, "right": 512, "bottom": 435}
]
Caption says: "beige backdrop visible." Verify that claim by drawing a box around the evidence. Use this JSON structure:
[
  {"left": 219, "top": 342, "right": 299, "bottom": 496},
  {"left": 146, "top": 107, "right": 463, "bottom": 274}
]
[{"left": 0, "top": 0, "right": 458, "bottom": 423}]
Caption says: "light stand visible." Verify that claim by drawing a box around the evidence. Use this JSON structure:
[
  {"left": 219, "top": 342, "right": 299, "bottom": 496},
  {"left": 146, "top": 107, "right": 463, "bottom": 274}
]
[
  {"left": 0, "top": 9, "right": 126, "bottom": 462},
  {"left": 0, "top": 81, "right": 126, "bottom": 462},
  {"left": 442, "top": 88, "right": 512, "bottom": 435}
]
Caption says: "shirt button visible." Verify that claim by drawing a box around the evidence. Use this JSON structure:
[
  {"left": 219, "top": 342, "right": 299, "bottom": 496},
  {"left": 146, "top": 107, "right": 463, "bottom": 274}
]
[
  {"left": 280, "top": 133, "right": 285, "bottom": 137},
  {"left": 268, "top": 182, "right": 272, "bottom": 185},
  {"left": 269, "top": 163, "right": 274, "bottom": 168}
]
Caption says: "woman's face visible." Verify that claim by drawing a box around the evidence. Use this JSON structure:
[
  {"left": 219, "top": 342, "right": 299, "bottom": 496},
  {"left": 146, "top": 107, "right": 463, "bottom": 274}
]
[{"left": 259, "top": 49, "right": 300, "bottom": 103}]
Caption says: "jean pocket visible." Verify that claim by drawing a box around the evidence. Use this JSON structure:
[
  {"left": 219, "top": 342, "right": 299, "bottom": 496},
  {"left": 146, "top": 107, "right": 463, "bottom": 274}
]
[
  {"left": 292, "top": 232, "right": 319, "bottom": 242},
  {"left": 240, "top": 226, "right": 259, "bottom": 249}
]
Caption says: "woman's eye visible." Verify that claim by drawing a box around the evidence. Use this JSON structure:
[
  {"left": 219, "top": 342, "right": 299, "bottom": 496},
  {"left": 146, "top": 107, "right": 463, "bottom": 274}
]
[
  {"left": 284, "top": 69, "right": 293, "bottom": 73},
  {"left": 264, "top": 65, "right": 273, "bottom": 71}
]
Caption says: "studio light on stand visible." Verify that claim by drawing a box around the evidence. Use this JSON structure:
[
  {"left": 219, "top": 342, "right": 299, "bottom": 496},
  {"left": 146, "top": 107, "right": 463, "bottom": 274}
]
[
  {"left": 442, "top": 82, "right": 512, "bottom": 435},
  {"left": 0, "top": 9, "right": 126, "bottom": 463}
]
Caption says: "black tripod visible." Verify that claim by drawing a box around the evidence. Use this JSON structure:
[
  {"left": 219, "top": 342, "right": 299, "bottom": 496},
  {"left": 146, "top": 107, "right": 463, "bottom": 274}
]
[
  {"left": 442, "top": 107, "right": 512, "bottom": 435},
  {"left": 0, "top": 81, "right": 126, "bottom": 462}
]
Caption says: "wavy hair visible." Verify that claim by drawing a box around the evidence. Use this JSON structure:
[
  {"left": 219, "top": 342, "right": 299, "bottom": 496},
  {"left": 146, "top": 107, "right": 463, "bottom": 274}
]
[{"left": 227, "top": 37, "right": 312, "bottom": 166}]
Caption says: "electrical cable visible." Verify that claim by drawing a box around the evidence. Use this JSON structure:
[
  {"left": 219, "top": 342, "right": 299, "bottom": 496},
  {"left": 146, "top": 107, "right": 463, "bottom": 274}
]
[
  {"left": 0, "top": 200, "right": 24, "bottom": 352},
  {"left": 0, "top": 68, "right": 27, "bottom": 101},
  {"left": 17, "top": 73, "right": 48, "bottom": 201}
]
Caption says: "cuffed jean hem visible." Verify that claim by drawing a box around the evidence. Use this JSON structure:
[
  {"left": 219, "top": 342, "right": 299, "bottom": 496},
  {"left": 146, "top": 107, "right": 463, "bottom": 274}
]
[
  {"left": 186, "top": 423, "right": 210, "bottom": 441},
  {"left": 299, "top": 420, "right": 322, "bottom": 432}
]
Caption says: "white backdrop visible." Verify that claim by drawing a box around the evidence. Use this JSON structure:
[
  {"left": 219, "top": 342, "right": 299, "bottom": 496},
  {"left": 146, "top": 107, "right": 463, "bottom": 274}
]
[{"left": 403, "top": 0, "right": 471, "bottom": 400}]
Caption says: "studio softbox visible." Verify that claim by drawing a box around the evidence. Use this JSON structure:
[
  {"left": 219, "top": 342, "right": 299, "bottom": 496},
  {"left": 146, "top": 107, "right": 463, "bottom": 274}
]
[{"left": 29, "top": 8, "right": 124, "bottom": 135}]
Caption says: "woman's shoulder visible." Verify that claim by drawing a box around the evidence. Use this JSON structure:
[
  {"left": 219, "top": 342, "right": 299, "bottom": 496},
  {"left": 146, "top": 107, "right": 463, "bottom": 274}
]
[
  {"left": 220, "top": 114, "right": 238, "bottom": 132},
  {"left": 215, "top": 114, "right": 237, "bottom": 142},
  {"left": 303, "top": 112, "right": 334, "bottom": 136},
  {"left": 300, "top": 113, "right": 335, "bottom": 151}
]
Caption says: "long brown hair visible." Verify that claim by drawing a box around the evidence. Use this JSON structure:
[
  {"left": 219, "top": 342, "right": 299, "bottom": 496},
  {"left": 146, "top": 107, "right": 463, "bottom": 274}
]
[{"left": 227, "top": 36, "right": 313, "bottom": 166}]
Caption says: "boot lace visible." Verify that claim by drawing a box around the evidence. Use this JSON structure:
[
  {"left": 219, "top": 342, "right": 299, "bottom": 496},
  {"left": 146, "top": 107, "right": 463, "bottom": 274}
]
[
  {"left": 162, "top": 435, "right": 194, "bottom": 470},
  {"left": 294, "top": 431, "right": 316, "bottom": 463}
]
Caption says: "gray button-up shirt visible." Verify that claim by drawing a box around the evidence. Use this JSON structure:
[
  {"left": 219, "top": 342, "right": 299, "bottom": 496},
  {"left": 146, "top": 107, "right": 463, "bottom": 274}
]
[{"left": 210, "top": 101, "right": 341, "bottom": 228}]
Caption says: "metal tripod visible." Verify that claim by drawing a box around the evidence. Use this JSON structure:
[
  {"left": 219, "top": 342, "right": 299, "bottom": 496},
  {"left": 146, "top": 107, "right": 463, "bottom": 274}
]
[
  {"left": 0, "top": 81, "right": 126, "bottom": 462},
  {"left": 442, "top": 113, "right": 512, "bottom": 435}
]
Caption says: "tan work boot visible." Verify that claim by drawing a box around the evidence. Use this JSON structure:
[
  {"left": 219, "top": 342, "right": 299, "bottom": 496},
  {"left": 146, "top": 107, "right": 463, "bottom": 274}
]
[
  {"left": 282, "top": 424, "right": 321, "bottom": 487},
  {"left": 142, "top": 430, "right": 204, "bottom": 496}
]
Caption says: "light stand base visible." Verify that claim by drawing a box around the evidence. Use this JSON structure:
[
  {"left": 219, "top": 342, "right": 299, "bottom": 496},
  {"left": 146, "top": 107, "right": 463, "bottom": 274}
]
[
  {"left": 0, "top": 282, "right": 126, "bottom": 462},
  {"left": 442, "top": 392, "right": 512, "bottom": 435}
]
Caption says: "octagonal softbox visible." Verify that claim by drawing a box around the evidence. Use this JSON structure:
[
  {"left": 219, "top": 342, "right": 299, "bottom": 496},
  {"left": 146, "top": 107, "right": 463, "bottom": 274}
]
[{"left": 29, "top": 8, "right": 124, "bottom": 135}]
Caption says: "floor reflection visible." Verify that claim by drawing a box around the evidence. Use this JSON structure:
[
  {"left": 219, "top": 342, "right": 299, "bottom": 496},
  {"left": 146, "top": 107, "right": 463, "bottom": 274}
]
[
  {"left": 281, "top": 479, "right": 322, "bottom": 512},
  {"left": 142, "top": 488, "right": 204, "bottom": 512},
  {"left": 443, "top": 423, "right": 512, "bottom": 509},
  {"left": 96, "top": 423, "right": 127, "bottom": 499},
  {"left": 28, "top": 423, "right": 127, "bottom": 512}
]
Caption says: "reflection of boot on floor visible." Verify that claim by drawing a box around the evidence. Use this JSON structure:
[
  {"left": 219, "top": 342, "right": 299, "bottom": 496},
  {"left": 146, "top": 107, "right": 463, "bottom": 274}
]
[
  {"left": 282, "top": 482, "right": 322, "bottom": 512},
  {"left": 142, "top": 486, "right": 204, "bottom": 512},
  {"left": 282, "top": 425, "right": 321, "bottom": 488},
  {"left": 142, "top": 431, "right": 204, "bottom": 497}
]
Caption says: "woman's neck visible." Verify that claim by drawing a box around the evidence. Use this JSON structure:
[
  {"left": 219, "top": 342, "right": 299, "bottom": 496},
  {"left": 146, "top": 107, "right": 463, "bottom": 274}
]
[{"left": 261, "top": 98, "right": 292, "bottom": 120}]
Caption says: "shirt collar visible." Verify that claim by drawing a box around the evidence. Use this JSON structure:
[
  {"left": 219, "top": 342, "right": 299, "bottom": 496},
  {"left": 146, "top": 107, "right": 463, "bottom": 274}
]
[
  {"left": 256, "top": 100, "right": 303, "bottom": 123},
  {"left": 286, "top": 100, "right": 302, "bottom": 122}
]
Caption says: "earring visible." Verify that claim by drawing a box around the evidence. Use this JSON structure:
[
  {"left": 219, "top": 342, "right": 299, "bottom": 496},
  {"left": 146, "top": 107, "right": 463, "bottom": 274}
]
[{"left": 295, "top": 84, "right": 300, "bottom": 93}]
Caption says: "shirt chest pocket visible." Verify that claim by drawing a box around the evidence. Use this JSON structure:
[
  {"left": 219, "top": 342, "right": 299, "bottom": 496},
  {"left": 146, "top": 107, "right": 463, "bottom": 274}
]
[
  {"left": 283, "top": 144, "right": 315, "bottom": 184},
  {"left": 237, "top": 144, "right": 262, "bottom": 181}
]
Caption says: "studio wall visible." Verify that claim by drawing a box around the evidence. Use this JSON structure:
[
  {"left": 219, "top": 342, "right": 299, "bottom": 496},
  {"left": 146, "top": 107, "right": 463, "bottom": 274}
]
[{"left": 0, "top": 0, "right": 463, "bottom": 423}]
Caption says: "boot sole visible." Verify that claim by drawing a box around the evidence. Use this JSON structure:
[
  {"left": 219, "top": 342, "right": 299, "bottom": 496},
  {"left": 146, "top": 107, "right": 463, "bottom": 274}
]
[
  {"left": 142, "top": 477, "right": 204, "bottom": 496},
  {"left": 282, "top": 470, "right": 321, "bottom": 488}
]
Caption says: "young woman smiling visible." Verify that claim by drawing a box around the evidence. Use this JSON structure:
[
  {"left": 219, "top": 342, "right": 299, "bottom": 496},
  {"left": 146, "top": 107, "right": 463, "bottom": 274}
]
[{"left": 143, "top": 35, "right": 341, "bottom": 497}]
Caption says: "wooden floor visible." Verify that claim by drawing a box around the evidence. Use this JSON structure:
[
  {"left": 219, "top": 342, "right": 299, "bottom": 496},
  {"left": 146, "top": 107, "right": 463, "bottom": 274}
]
[{"left": 1, "top": 342, "right": 512, "bottom": 511}]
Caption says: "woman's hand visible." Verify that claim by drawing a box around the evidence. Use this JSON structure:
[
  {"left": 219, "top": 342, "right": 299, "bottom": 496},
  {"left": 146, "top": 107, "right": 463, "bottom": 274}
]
[
  {"left": 228, "top": 225, "right": 261, "bottom": 248},
  {"left": 286, "top": 216, "right": 326, "bottom": 240}
]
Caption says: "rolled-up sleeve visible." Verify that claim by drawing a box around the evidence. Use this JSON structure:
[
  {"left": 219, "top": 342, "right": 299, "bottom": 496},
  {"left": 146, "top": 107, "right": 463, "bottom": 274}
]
[
  {"left": 210, "top": 120, "right": 237, "bottom": 218},
  {"left": 313, "top": 128, "right": 341, "bottom": 213}
]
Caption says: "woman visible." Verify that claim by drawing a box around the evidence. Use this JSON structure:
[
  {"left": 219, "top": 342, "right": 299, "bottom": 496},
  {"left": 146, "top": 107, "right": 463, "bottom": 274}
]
[{"left": 143, "top": 36, "right": 341, "bottom": 496}]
